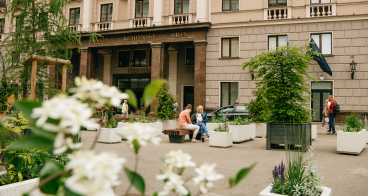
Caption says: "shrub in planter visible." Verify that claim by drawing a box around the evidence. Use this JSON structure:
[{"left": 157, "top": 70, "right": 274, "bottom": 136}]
[
  {"left": 209, "top": 124, "right": 233, "bottom": 148},
  {"left": 241, "top": 45, "right": 316, "bottom": 150},
  {"left": 155, "top": 83, "right": 177, "bottom": 131},
  {"left": 229, "top": 117, "right": 254, "bottom": 142},
  {"left": 98, "top": 118, "right": 121, "bottom": 143},
  {"left": 248, "top": 89, "right": 270, "bottom": 138},
  {"left": 337, "top": 113, "right": 366, "bottom": 154}
]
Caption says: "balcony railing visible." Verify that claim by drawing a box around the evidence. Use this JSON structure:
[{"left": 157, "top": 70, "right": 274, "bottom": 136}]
[
  {"left": 69, "top": 24, "right": 82, "bottom": 31},
  {"left": 0, "top": 0, "right": 6, "bottom": 8},
  {"left": 95, "top": 21, "right": 113, "bottom": 31},
  {"left": 306, "top": 4, "right": 336, "bottom": 17},
  {"left": 130, "top": 18, "right": 151, "bottom": 28},
  {"left": 264, "top": 7, "right": 292, "bottom": 20},
  {"left": 0, "top": 34, "right": 4, "bottom": 41},
  {"left": 169, "top": 14, "right": 192, "bottom": 25}
]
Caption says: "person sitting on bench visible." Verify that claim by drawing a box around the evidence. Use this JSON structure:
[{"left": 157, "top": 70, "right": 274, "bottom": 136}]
[
  {"left": 192, "top": 105, "right": 209, "bottom": 138},
  {"left": 178, "top": 104, "right": 200, "bottom": 143}
]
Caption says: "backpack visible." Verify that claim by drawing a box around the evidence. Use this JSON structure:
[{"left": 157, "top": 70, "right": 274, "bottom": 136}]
[{"left": 333, "top": 100, "right": 340, "bottom": 116}]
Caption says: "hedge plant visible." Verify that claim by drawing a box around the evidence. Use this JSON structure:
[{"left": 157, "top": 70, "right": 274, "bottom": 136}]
[
  {"left": 241, "top": 45, "right": 317, "bottom": 123},
  {"left": 155, "top": 82, "right": 176, "bottom": 120},
  {"left": 247, "top": 88, "right": 270, "bottom": 123}
]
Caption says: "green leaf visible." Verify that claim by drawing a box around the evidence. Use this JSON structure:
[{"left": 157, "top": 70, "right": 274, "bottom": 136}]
[
  {"left": 229, "top": 163, "right": 256, "bottom": 188},
  {"left": 64, "top": 186, "right": 83, "bottom": 196},
  {"left": 125, "top": 89, "right": 138, "bottom": 109},
  {"left": 39, "top": 160, "right": 64, "bottom": 195},
  {"left": 124, "top": 167, "right": 145, "bottom": 195},
  {"left": 29, "top": 125, "right": 58, "bottom": 139},
  {"left": 14, "top": 101, "right": 42, "bottom": 119},
  {"left": 153, "top": 193, "right": 158, "bottom": 196},
  {"left": 133, "top": 139, "right": 140, "bottom": 154},
  {"left": 143, "top": 79, "right": 165, "bottom": 108},
  {"left": 9, "top": 136, "right": 54, "bottom": 150}
]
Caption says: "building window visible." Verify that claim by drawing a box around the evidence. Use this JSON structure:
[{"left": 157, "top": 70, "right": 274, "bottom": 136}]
[
  {"left": 101, "top": 4, "right": 113, "bottom": 22},
  {"left": 268, "top": 35, "right": 288, "bottom": 50},
  {"left": 0, "top": 18, "right": 4, "bottom": 33},
  {"left": 118, "top": 51, "right": 130, "bottom": 67},
  {"left": 269, "top": 0, "right": 287, "bottom": 7},
  {"left": 311, "top": 33, "right": 332, "bottom": 55},
  {"left": 135, "top": 0, "right": 149, "bottom": 18},
  {"left": 12, "top": 52, "right": 20, "bottom": 66},
  {"left": 186, "top": 48, "right": 194, "bottom": 65},
  {"left": 148, "top": 50, "right": 152, "bottom": 67},
  {"left": 222, "top": 0, "right": 239, "bottom": 11},
  {"left": 69, "top": 8, "right": 80, "bottom": 25},
  {"left": 133, "top": 50, "right": 146, "bottom": 67},
  {"left": 221, "top": 82, "right": 238, "bottom": 107},
  {"left": 221, "top": 37, "right": 239, "bottom": 58},
  {"left": 174, "top": 0, "right": 189, "bottom": 14},
  {"left": 311, "top": 0, "right": 331, "bottom": 3}
]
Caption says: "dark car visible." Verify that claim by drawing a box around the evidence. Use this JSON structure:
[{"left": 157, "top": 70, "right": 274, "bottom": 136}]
[{"left": 207, "top": 105, "right": 250, "bottom": 121}]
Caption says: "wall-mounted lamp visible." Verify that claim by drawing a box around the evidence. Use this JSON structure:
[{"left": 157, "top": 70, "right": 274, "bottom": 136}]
[
  {"left": 130, "top": 60, "right": 135, "bottom": 67},
  {"left": 320, "top": 75, "right": 324, "bottom": 80},
  {"left": 249, "top": 68, "right": 254, "bottom": 80},
  {"left": 350, "top": 55, "right": 357, "bottom": 79}
]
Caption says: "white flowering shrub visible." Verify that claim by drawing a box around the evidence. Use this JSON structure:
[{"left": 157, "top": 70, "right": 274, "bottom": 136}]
[{"left": 8, "top": 78, "right": 255, "bottom": 196}]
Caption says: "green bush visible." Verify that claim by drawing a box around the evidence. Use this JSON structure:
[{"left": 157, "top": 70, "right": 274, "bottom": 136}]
[
  {"left": 247, "top": 89, "right": 270, "bottom": 123},
  {"left": 342, "top": 113, "right": 363, "bottom": 132},
  {"left": 214, "top": 124, "right": 229, "bottom": 132},
  {"left": 230, "top": 117, "right": 250, "bottom": 125},
  {"left": 155, "top": 83, "right": 176, "bottom": 120},
  {"left": 241, "top": 45, "right": 316, "bottom": 123}
]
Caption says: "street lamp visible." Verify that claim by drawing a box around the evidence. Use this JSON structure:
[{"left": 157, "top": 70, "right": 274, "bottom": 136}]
[
  {"left": 350, "top": 55, "right": 357, "bottom": 79},
  {"left": 320, "top": 75, "right": 324, "bottom": 80}
]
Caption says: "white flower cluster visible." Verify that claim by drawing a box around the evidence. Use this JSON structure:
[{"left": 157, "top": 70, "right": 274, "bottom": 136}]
[
  {"left": 193, "top": 163, "right": 224, "bottom": 194},
  {"left": 156, "top": 150, "right": 196, "bottom": 196},
  {"left": 117, "top": 123, "right": 161, "bottom": 150},
  {"left": 65, "top": 151, "right": 125, "bottom": 196},
  {"left": 72, "top": 76, "right": 128, "bottom": 108},
  {"left": 31, "top": 94, "right": 99, "bottom": 154}
]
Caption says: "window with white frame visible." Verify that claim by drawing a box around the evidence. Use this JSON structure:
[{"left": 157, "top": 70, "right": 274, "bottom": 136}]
[
  {"left": 135, "top": 0, "right": 149, "bottom": 18},
  {"left": 221, "top": 82, "right": 238, "bottom": 107},
  {"left": 268, "top": 0, "right": 287, "bottom": 7},
  {"left": 101, "top": 4, "right": 113, "bottom": 22},
  {"left": 311, "top": 0, "right": 331, "bottom": 4},
  {"left": 311, "top": 33, "right": 332, "bottom": 55},
  {"left": 223, "top": 0, "right": 239, "bottom": 11},
  {"left": 221, "top": 37, "right": 239, "bottom": 58},
  {"left": 174, "top": 0, "right": 189, "bottom": 14},
  {"left": 268, "top": 35, "right": 288, "bottom": 50}
]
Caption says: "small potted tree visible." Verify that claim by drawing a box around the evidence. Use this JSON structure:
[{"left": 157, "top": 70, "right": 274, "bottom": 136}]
[
  {"left": 337, "top": 113, "right": 366, "bottom": 154},
  {"left": 241, "top": 45, "right": 315, "bottom": 152},
  {"left": 209, "top": 123, "right": 233, "bottom": 148},
  {"left": 247, "top": 89, "right": 269, "bottom": 138},
  {"left": 229, "top": 117, "right": 255, "bottom": 143},
  {"left": 155, "top": 82, "right": 176, "bottom": 131}
]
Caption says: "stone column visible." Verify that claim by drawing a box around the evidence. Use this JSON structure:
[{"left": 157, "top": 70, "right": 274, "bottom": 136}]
[
  {"left": 151, "top": 43, "right": 166, "bottom": 111},
  {"left": 195, "top": 0, "right": 208, "bottom": 22},
  {"left": 152, "top": 0, "right": 163, "bottom": 26},
  {"left": 102, "top": 54, "right": 112, "bottom": 85},
  {"left": 79, "top": 48, "right": 89, "bottom": 77},
  {"left": 194, "top": 40, "right": 207, "bottom": 109},
  {"left": 168, "top": 49, "right": 178, "bottom": 95},
  {"left": 81, "top": 0, "right": 93, "bottom": 31}
]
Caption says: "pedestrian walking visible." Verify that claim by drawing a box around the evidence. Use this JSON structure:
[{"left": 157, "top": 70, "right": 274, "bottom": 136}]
[
  {"left": 121, "top": 100, "right": 129, "bottom": 117},
  {"left": 327, "top": 95, "right": 337, "bottom": 135},
  {"left": 321, "top": 99, "right": 329, "bottom": 129}
]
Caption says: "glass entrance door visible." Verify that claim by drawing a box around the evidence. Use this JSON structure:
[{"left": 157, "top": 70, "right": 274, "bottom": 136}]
[{"left": 311, "top": 82, "right": 332, "bottom": 122}]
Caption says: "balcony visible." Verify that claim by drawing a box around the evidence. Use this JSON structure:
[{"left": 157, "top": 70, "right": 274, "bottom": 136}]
[
  {"left": 95, "top": 21, "right": 113, "bottom": 31},
  {"left": 169, "top": 14, "right": 192, "bottom": 25},
  {"left": 0, "top": 0, "right": 6, "bottom": 8},
  {"left": 264, "top": 7, "right": 291, "bottom": 20},
  {"left": 130, "top": 17, "right": 152, "bottom": 28},
  {"left": 69, "top": 24, "right": 82, "bottom": 31},
  {"left": 306, "top": 4, "right": 336, "bottom": 17},
  {"left": 0, "top": 34, "right": 4, "bottom": 41}
]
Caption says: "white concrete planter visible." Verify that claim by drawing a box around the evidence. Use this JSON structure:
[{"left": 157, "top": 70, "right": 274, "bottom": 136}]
[
  {"left": 98, "top": 128, "right": 121, "bottom": 143},
  {"left": 209, "top": 131, "right": 233, "bottom": 148},
  {"left": 206, "top": 123, "right": 221, "bottom": 132},
  {"left": 255, "top": 123, "right": 267, "bottom": 138},
  {"left": 0, "top": 178, "right": 44, "bottom": 196},
  {"left": 337, "top": 130, "right": 366, "bottom": 154},
  {"left": 363, "top": 129, "right": 368, "bottom": 144},
  {"left": 161, "top": 120, "right": 177, "bottom": 131},
  {"left": 312, "top": 125, "right": 317, "bottom": 140},
  {"left": 259, "top": 185, "right": 331, "bottom": 196},
  {"left": 229, "top": 124, "right": 255, "bottom": 143}
]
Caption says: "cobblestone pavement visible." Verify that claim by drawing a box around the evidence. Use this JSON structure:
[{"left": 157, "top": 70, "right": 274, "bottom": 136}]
[{"left": 81, "top": 127, "right": 368, "bottom": 196}]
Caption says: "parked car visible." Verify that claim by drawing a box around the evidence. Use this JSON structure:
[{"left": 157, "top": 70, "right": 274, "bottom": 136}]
[{"left": 207, "top": 105, "right": 250, "bottom": 121}]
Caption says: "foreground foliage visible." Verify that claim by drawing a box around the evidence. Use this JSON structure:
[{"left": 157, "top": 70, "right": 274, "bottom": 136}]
[{"left": 342, "top": 113, "right": 364, "bottom": 132}]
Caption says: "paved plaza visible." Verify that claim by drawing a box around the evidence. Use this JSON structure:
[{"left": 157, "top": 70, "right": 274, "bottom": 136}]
[{"left": 81, "top": 124, "right": 368, "bottom": 196}]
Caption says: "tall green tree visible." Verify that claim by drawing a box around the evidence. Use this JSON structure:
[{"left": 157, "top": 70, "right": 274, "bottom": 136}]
[
  {"left": 155, "top": 82, "right": 176, "bottom": 120},
  {"left": 2, "top": 0, "right": 82, "bottom": 100}
]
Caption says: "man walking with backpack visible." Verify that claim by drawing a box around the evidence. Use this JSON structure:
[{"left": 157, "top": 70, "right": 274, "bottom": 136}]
[{"left": 327, "top": 95, "right": 338, "bottom": 135}]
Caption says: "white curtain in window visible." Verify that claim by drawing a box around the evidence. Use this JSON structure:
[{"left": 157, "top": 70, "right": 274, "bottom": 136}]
[
  {"left": 322, "top": 34, "right": 332, "bottom": 54},
  {"left": 70, "top": 9, "right": 75, "bottom": 25},
  {"left": 175, "top": 0, "right": 181, "bottom": 14},
  {"left": 312, "top": 34, "right": 320, "bottom": 49},
  {"left": 268, "top": 37, "right": 277, "bottom": 50},
  {"left": 223, "top": 0, "right": 230, "bottom": 10},
  {"left": 230, "top": 82, "right": 238, "bottom": 104},
  {"left": 76, "top": 9, "right": 80, "bottom": 24},
  {"left": 222, "top": 39, "right": 230, "bottom": 57},
  {"left": 311, "top": 0, "right": 319, "bottom": 3},
  {"left": 143, "top": 0, "right": 149, "bottom": 17},
  {"left": 221, "top": 83, "right": 229, "bottom": 107},
  {"left": 278, "top": 36, "right": 288, "bottom": 47},
  {"left": 101, "top": 6, "right": 107, "bottom": 21},
  {"left": 136, "top": 1, "right": 142, "bottom": 18},
  {"left": 183, "top": 0, "right": 189, "bottom": 13},
  {"left": 108, "top": 4, "right": 113, "bottom": 21},
  {"left": 231, "top": 38, "right": 239, "bottom": 57},
  {"left": 321, "top": 0, "right": 331, "bottom": 3},
  {"left": 232, "top": 0, "right": 239, "bottom": 9}
]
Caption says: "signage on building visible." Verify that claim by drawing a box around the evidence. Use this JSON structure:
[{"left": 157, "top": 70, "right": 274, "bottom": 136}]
[
  {"left": 171, "top": 32, "right": 187, "bottom": 38},
  {"left": 123, "top": 34, "right": 155, "bottom": 41},
  {"left": 128, "top": 67, "right": 151, "bottom": 74}
]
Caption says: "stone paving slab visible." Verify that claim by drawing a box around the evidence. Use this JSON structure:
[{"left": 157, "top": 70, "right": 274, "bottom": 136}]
[{"left": 81, "top": 130, "right": 368, "bottom": 196}]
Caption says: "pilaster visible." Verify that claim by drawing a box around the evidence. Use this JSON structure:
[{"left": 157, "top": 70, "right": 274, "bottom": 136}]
[{"left": 194, "top": 40, "right": 207, "bottom": 109}]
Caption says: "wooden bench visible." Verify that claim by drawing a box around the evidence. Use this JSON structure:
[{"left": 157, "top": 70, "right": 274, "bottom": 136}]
[{"left": 163, "top": 129, "right": 201, "bottom": 143}]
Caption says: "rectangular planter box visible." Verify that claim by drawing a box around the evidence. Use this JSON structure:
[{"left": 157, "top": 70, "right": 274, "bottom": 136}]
[
  {"left": 255, "top": 123, "right": 267, "bottom": 138},
  {"left": 0, "top": 178, "right": 44, "bottom": 196},
  {"left": 161, "top": 120, "right": 177, "bottom": 132},
  {"left": 209, "top": 131, "right": 233, "bottom": 148},
  {"left": 267, "top": 123, "right": 311, "bottom": 152},
  {"left": 312, "top": 125, "right": 317, "bottom": 140},
  {"left": 206, "top": 123, "right": 221, "bottom": 132},
  {"left": 98, "top": 128, "right": 122, "bottom": 143},
  {"left": 363, "top": 129, "right": 368, "bottom": 144},
  {"left": 229, "top": 124, "right": 255, "bottom": 143},
  {"left": 337, "top": 130, "right": 366, "bottom": 154},
  {"left": 259, "top": 185, "right": 331, "bottom": 196}
]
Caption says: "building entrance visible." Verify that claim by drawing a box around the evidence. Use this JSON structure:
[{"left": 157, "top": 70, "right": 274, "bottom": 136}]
[{"left": 311, "top": 81, "right": 333, "bottom": 122}]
